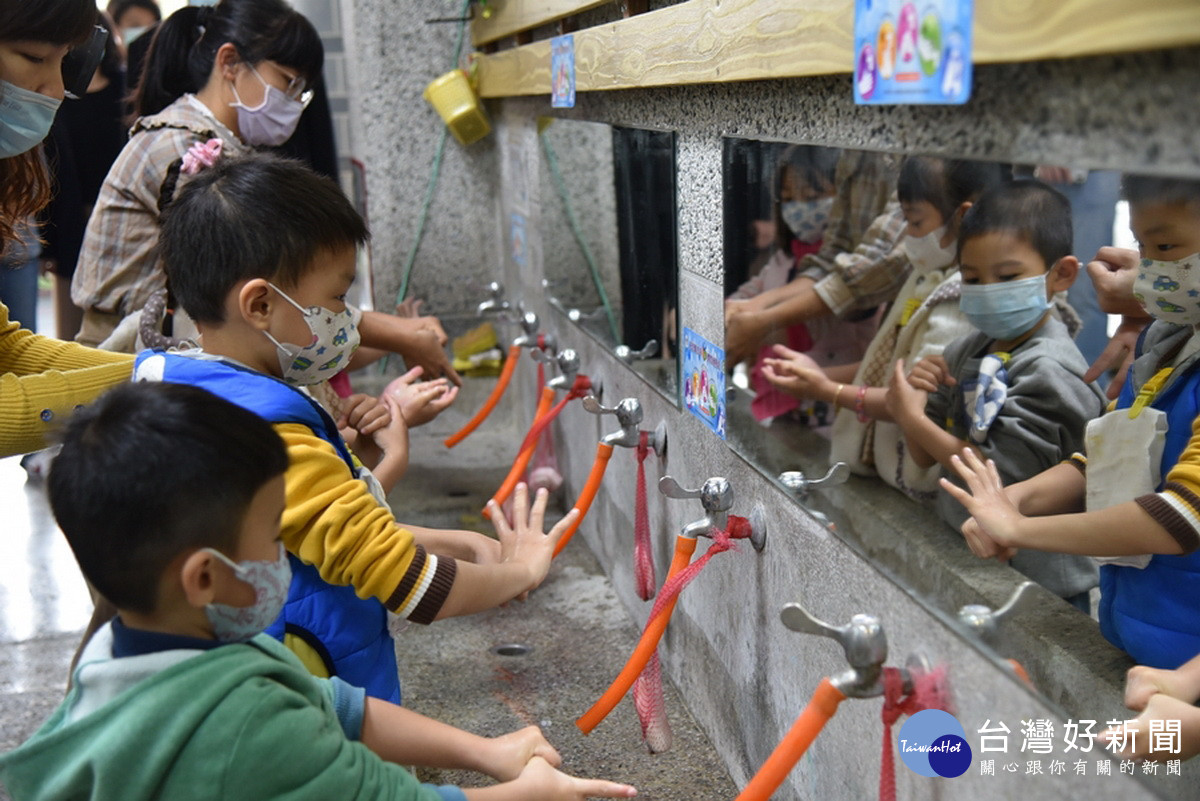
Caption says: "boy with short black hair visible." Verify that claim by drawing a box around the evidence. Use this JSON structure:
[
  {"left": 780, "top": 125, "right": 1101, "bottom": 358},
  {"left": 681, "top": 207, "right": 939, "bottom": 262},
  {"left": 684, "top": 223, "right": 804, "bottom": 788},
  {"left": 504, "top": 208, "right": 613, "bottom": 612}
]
[
  {"left": 0, "top": 382, "right": 635, "bottom": 801},
  {"left": 887, "top": 180, "right": 1105, "bottom": 608},
  {"left": 135, "top": 152, "right": 578, "bottom": 702}
]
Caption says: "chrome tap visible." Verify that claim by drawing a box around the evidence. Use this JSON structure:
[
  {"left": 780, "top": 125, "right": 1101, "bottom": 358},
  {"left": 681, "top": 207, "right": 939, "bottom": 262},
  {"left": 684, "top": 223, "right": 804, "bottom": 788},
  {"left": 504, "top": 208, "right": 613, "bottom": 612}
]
[
  {"left": 476, "top": 281, "right": 511, "bottom": 316},
  {"left": 581, "top": 396, "right": 667, "bottom": 455},
  {"left": 658, "top": 476, "right": 766, "bottom": 551},
  {"left": 957, "top": 581, "right": 1038, "bottom": 649},
  {"left": 615, "top": 339, "right": 659, "bottom": 364}
]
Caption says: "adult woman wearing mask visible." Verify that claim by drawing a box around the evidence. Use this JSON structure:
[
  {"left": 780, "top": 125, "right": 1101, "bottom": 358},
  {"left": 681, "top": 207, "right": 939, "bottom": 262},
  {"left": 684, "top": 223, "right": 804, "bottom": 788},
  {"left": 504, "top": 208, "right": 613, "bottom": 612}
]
[{"left": 0, "top": 0, "right": 135, "bottom": 458}]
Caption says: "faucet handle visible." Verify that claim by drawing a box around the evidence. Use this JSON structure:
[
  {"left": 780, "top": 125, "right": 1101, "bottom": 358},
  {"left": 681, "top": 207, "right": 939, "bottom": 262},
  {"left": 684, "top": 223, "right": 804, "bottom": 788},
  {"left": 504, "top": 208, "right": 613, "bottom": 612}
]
[
  {"left": 958, "top": 581, "right": 1038, "bottom": 645},
  {"left": 513, "top": 311, "right": 542, "bottom": 347},
  {"left": 778, "top": 462, "right": 850, "bottom": 497},
  {"left": 546, "top": 349, "right": 581, "bottom": 390},
  {"left": 615, "top": 339, "right": 659, "bottom": 364},
  {"left": 583, "top": 397, "right": 643, "bottom": 448},
  {"left": 780, "top": 602, "right": 888, "bottom": 696},
  {"left": 658, "top": 476, "right": 733, "bottom": 514}
]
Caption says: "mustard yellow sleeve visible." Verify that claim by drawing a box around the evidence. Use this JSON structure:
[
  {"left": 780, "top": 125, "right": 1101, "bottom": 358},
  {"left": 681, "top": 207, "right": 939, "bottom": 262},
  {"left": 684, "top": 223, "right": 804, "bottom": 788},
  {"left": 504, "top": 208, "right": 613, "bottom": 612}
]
[
  {"left": 0, "top": 302, "right": 134, "bottom": 457},
  {"left": 276, "top": 423, "right": 455, "bottom": 623},
  {"left": 1134, "top": 413, "right": 1200, "bottom": 554}
]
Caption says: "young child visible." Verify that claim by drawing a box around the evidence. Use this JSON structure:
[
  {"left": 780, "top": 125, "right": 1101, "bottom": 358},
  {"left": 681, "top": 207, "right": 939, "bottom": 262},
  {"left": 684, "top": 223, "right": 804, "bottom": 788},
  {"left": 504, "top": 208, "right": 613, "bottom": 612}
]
[
  {"left": 0, "top": 382, "right": 635, "bottom": 801},
  {"left": 134, "top": 152, "right": 579, "bottom": 703},
  {"left": 763, "top": 156, "right": 1004, "bottom": 498},
  {"left": 887, "top": 180, "right": 1104, "bottom": 609},
  {"left": 943, "top": 176, "right": 1200, "bottom": 668}
]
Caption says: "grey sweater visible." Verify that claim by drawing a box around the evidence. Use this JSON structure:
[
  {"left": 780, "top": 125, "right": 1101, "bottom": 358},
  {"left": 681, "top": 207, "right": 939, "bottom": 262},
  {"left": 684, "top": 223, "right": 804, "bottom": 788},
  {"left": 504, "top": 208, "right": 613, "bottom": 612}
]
[{"left": 927, "top": 316, "right": 1106, "bottom": 598}]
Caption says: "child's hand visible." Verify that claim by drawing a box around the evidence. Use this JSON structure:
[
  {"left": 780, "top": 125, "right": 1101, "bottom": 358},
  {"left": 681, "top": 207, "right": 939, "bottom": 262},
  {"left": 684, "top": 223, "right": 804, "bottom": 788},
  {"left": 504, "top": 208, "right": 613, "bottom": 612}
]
[
  {"left": 939, "top": 449, "right": 1023, "bottom": 560},
  {"left": 385, "top": 366, "right": 459, "bottom": 427},
  {"left": 486, "top": 484, "right": 579, "bottom": 595},
  {"left": 338, "top": 393, "right": 392, "bottom": 436},
  {"left": 1099, "top": 692, "right": 1200, "bottom": 762},
  {"left": 906, "top": 355, "right": 956, "bottom": 393},
  {"left": 761, "top": 344, "right": 830, "bottom": 401},
  {"left": 1124, "top": 665, "right": 1195, "bottom": 711},
  {"left": 725, "top": 308, "right": 768, "bottom": 367},
  {"left": 509, "top": 756, "right": 637, "bottom": 800},
  {"left": 479, "top": 726, "right": 562, "bottom": 782},
  {"left": 886, "top": 359, "right": 928, "bottom": 423}
]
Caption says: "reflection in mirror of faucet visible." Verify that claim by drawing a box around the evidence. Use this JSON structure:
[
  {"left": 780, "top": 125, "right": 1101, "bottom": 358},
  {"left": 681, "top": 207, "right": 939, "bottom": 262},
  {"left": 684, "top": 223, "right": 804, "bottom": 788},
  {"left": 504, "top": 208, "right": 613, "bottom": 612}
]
[
  {"left": 778, "top": 462, "right": 850, "bottom": 497},
  {"left": 957, "top": 581, "right": 1038, "bottom": 647},
  {"left": 475, "top": 281, "right": 510, "bottom": 316},
  {"left": 615, "top": 339, "right": 659, "bottom": 364}
]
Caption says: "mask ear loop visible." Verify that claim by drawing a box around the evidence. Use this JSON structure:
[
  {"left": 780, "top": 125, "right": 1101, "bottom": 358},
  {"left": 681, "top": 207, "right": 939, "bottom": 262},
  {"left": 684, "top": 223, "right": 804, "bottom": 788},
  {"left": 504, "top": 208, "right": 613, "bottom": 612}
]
[{"left": 229, "top": 63, "right": 273, "bottom": 113}]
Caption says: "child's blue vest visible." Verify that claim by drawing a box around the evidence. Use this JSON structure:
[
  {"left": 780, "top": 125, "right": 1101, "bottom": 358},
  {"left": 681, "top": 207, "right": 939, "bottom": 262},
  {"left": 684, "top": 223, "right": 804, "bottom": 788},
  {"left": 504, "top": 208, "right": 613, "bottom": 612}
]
[
  {"left": 133, "top": 350, "right": 401, "bottom": 702},
  {"left": 1103, "top": 344, "right": 1200, "bottom": 668}
]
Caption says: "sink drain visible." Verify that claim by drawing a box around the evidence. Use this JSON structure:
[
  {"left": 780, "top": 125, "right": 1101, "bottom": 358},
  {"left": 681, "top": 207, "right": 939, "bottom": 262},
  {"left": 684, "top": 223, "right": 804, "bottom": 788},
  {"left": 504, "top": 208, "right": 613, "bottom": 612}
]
[{"left": 491, "top": 643, "right": 531, "bottom": 657}]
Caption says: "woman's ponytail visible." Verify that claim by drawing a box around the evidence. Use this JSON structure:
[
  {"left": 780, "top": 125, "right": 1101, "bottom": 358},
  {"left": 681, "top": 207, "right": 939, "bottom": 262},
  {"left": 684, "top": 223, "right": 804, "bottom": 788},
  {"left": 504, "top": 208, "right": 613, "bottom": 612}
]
[{"left": 132, "top": 6, "right": 208, "bottom": 118}]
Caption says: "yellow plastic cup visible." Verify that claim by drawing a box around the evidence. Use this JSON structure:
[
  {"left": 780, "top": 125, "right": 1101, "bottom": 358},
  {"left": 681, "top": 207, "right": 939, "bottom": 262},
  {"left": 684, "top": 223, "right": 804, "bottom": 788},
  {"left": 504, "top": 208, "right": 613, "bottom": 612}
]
[{"left": 423, "top": 69, "right": 491, "bottom": 145}]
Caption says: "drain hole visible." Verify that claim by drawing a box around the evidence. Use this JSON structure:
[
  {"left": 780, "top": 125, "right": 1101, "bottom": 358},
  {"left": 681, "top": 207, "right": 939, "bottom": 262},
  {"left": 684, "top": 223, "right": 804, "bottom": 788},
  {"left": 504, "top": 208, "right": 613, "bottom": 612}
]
[
  {"left": 447, "top": 490, "right": 470, "bottom": 498},
  {"left": 492, "top": 643, "right": 531, "bottom": 657}
]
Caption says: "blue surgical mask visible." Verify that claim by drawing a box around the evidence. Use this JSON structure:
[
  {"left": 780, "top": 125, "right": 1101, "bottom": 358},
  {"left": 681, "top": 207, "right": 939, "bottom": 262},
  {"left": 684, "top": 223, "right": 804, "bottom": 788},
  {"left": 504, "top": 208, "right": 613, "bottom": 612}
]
[
  {"left": 959, "top": 274, "right": 1051, "bottom": 341},
  {"left": 204, "top": 542, "right": 291, "bottom": 642},
  {"left": 123, "top": 26, "right": 149, "bottom": 45},
  {"left": 780, "top": 197, "right": 832, "bottom": 244},
  {"left": 0, "top": 81, "right": 61, "bottom": 158}
]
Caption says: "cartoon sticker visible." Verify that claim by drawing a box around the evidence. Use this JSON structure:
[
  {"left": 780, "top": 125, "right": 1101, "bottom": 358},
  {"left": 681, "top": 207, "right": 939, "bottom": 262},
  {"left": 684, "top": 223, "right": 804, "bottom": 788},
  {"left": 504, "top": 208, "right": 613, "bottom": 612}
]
[
  {"left": 682, "top": 327, "right": 726, "bottom": 439},
  {"left": 854, "top": 0, "right": 973, "bottom": 105}
]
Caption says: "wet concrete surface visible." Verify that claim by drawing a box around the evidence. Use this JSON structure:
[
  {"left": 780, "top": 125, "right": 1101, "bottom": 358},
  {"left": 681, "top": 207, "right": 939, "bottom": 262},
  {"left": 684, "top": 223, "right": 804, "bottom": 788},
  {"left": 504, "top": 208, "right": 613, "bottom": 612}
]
[{"left": 0, "top": 433, "right": 736, "bottom": 799}]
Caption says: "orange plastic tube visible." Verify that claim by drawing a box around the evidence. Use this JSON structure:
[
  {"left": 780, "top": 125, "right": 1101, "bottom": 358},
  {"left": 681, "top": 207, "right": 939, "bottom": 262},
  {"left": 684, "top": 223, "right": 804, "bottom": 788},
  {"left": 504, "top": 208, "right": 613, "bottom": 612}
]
[
  {"left": 552, "top": 442, "right": 614, "bottom": 557},
  {"left": 444, "top": 344, "right": 522, "bottom": 449},
  {"left": 483, "top": 385, "right": 556, "bottom": 518},
  {"left": 733, "top": 678, "right": 847, "bottom": 801},
  {"left": 576, "top": 535, "right": 698, "bottom": 734},
  {"left": 1008, "top": 659, "right": 1034, "bottom": 688}
]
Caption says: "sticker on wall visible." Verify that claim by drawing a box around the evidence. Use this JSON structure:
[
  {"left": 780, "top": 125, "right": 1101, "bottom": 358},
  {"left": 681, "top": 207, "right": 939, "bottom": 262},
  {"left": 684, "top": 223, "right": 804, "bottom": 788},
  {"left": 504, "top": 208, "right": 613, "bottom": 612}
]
[
  {"left": 550, "top": 34, "right": 576, "bottom": 108},
  {"left": 682, "top": 327, "right": 726, "bottom": 439},
  {"left": 853, "top": 0, "right": 973, "bottom": 105},
  {"left": 509, "top": 212, "right": 528, "bottom": 266}
]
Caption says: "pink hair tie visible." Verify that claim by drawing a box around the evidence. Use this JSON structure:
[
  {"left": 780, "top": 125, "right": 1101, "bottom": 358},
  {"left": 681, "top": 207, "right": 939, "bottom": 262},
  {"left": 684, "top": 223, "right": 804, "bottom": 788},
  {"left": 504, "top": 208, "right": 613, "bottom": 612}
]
[{"left": 181, "top": 138, "right": 223, "bottom": 174}]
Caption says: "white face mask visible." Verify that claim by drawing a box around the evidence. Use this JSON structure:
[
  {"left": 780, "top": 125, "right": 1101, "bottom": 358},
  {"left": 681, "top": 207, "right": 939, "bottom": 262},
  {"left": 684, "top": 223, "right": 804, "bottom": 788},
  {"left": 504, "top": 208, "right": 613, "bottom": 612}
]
[
  {"left": 902, "top": 224, "right": 956, "bottom": 274},
  {"left": 204, "top": 542, "right": 291, "bottom": 642},
  {"left": 228, "top": 64, "right": 309, "bottom": 147},
  {"left": 263, "top": 282, "right": 362, "bottom": 386},
  {"left": 1132, "top": 252, "right": 1200, "bottom": 326}
]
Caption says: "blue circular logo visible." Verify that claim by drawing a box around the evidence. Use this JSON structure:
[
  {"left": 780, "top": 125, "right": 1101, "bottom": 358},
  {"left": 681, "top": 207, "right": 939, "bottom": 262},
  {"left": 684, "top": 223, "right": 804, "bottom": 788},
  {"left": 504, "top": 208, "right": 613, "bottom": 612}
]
[{"left": 897, "top": 709, "right": 973, "bottom": 778}]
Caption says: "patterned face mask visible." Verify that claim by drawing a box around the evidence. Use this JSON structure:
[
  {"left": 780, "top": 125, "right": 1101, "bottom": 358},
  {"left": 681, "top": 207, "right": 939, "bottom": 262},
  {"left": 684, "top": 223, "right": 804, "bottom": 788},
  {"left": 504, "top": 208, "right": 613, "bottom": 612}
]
[
  {"left": 204, "top": 543, "right": 291, "bottom": 642},
  {"left": 780, "top": 197, "right": 833, "bottom": 244},
  {"left": 263, "top": 283, "right": 362, "bottom": 386},
  {"left": 1132, "top": 252, "right": 1200, "bottom": 326}
]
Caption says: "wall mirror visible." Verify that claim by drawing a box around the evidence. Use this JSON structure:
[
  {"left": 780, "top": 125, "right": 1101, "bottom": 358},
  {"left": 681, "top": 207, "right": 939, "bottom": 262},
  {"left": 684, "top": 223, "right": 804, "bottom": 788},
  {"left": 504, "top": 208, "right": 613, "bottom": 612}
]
[
  {"left": 721, "top": 136, "right": 1162, "bottom": 717},
  {"left": 538, "top": 118, "right": 680, "bottom": 405}
]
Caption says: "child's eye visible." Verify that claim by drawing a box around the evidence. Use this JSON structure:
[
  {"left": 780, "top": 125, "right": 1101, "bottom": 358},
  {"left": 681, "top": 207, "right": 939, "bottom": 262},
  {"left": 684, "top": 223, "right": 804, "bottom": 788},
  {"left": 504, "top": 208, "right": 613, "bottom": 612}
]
[
  {"left": 1156, "top": 243, "right": 1177, "bottom": 253},
  {"left": 21, "top": 53, "right": 45, "bottom": 64}
]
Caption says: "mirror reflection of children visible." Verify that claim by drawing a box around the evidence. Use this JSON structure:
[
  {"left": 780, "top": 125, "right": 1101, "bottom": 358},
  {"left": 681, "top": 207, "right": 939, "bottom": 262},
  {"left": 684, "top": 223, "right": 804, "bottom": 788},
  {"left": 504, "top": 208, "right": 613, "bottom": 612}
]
[
  {"left": 763, "top": 156, "right": 1003, "bottom": 498},
  {"left": 1099, "top": 654, "right": 1200, "bottom": 762},
  {"left": 0, "top": 382, "right": 637, "bottom": 801},
  {"left": 942, "top": 176, "right": 1200, "bottom": 669},
  {"left": 888, "top": 180, "right": 1104, "bottom": 610}
]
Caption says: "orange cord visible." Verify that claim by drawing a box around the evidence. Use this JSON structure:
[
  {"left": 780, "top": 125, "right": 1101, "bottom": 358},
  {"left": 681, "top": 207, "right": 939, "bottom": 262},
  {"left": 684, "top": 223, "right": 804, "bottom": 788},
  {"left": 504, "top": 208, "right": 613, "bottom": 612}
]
[
  {"left": 444, "top": 343, "right": 521, "bottom": 449},
  {"left": 734, "top": 678, "right": 847, "bottom": 801},
  {"left": 483, "top": 385, "right": 555, "bottom": 518},
  {"left": 552, "top": 441, "right": 614, "bottom": 557},
  {"left": 1008, "top": 658, "right": 1034, "bottom": 688},
  {"left": 576, "top": 535, "right": 698, "bottom": 734}
]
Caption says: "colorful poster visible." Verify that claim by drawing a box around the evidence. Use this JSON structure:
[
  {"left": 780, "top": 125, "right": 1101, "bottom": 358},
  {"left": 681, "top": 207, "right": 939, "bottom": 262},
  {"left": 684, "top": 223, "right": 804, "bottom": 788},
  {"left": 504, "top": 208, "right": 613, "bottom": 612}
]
[
  {"left": 854, "top": 0, "right": 972, "bottom": 105},
  {"left": 550, "top": 34, "right": 576, "bottom": 109},
  {"left": 682, "top": 327, "right": 726, "bottom": 439}
]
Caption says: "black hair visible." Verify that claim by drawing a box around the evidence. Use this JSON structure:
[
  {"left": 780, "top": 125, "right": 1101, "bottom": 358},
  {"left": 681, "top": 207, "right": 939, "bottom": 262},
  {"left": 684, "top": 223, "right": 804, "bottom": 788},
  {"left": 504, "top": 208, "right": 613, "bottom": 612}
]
[
  {"left": 109, "top": 0, "right": 162, "bottom": 27},
  {"left": 773, "top": 145, "right": 841, "bottom": 250},
  {"left": 97, "top": 10, "right": 125, "bottom": 84},
  {"left": 48, "top": 382, "right": 288, "bottom": 614},
  {"left": 957, "top": 179, "right": 1073, "bottom": 269},
  {"left": 898, "top": 156, "right": 1007, "bottom": 223},
  {"left": 134, "top": 0, "right": 323, "bottom": 117},
  {"left": 0, "top": 0, "right": 97, "bottom": 47},
  {"left": 1121, "top": 174, "right": 1200, "bottom": 208},
  {"left": 161, "top": 151, "right": 369, "bottom": 324}
]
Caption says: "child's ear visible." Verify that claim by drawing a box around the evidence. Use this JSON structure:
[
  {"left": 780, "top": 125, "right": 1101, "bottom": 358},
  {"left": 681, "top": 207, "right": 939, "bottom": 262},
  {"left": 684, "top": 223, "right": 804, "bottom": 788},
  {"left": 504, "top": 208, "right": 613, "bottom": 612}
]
[
  {"left": 179, "top": 550, "right": 220, "bottom": 609},
  {"left": 951, "top": 201, "right": 972, "bottom": 231},
  {"left": 1048, "top": 255, "right": 1080, "bottom": 294},
  {"left": 214, "top": 42, "right": 241, "bottom": 83},
  {"left": 237, "top": 279, "right": 275, "bottom": 330}
]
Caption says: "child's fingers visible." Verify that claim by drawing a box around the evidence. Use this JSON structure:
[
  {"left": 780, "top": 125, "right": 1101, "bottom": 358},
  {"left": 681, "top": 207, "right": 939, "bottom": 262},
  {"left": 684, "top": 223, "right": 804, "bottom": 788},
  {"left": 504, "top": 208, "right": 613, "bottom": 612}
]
[
  {"left": 569, "top": 777, "right": 638, "bottom": 798},
  {"left": 487, "top": 500, "right": 513, "bottom": 539},
  {"left": 511, "top": 483, "right": 530, "bottom": 527},
  {"left": 527, "top": 486, "right": 549, "bottom": 532},
  {"left": 939, "top": 475, "right": 974, "bottom": 507},
  {"left": 770, "top": 343, "right": 801, "bottom": 359},
  {"left": 545, "top": 509, "right": 581, "bottom": 550}
]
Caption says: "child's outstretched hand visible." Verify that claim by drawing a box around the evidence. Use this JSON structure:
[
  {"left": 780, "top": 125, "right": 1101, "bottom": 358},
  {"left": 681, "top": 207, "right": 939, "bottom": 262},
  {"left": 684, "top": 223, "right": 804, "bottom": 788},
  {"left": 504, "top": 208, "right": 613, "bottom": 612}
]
[
  {"left": 385, "top": 365, "right": 459, "bottom": 427},
  {"left": 1124, "top": 664, "right": 1200, "bottom": 711},
  {"left": 487, "top": 483, "right": 579, "bottom": 594},
  {"left": 940, "top": 449, "right": 1021, "bottom": 561},
  {"left": 502, "top": 756, "right": 637, "bottom": 800},
  {"left": 338, "top": 393, "right": 392, "bottom": 436},
  {"left": 1099, "top": 692, "right": 1200, "bottom": 762},
  {"left": 761, "top": 344, "right": 830, "bottom": 401},
  {"left": 479, "top": 726, "right": 562, "bottom": 782}
]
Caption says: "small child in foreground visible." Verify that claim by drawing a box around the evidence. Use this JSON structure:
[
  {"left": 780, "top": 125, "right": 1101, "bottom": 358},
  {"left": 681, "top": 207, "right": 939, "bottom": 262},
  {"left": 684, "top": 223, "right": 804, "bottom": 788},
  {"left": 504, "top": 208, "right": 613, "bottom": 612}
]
[
  {"left": 886, "top": 180, "right": 1104, "bottom": 609},
  {"left": 0, "top": 382, "right": 635, "bottom": 801}
]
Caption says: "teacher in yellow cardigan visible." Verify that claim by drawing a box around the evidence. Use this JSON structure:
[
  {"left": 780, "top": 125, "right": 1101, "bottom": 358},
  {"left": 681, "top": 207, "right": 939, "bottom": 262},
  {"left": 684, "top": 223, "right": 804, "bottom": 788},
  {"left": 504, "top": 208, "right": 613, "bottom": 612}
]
[{"left": 0, "top": 0, "right": 134, "bottom": 457}]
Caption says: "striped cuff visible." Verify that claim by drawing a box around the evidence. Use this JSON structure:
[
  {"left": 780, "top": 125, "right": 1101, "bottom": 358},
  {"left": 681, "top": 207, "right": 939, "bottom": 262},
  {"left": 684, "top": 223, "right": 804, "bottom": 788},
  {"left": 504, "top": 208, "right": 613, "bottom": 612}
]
[
  {"left": 813, "top": 271, "right": 855, "bottom": 316},
  {"left": 1134, "top": 481, "right": 1200, "bottom": 554},
  {"left": 384, "top": 545, "right": 457, "bottom": 624}
]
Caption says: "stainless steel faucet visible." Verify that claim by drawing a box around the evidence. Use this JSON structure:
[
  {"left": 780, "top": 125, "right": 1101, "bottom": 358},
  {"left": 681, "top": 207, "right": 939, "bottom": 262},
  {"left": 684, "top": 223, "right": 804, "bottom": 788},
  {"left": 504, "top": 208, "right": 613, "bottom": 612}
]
[
  {"left": 957, "top": 581, "right": 1038, "bottom": 649},
  {"left": 658, "top": 476, "right": 766, "bottom": 551},
  {"left": 778, "top": 462, "right": 850, "bottom": 498},
  {"left": 476, "top": 281, "right": 511, "bottom": 316},
  {"left": 614, "top": 339, "right": 659, "bottom": 364},
  {"left": 582, "top": 396, "right": 667, "bottom": 455}
]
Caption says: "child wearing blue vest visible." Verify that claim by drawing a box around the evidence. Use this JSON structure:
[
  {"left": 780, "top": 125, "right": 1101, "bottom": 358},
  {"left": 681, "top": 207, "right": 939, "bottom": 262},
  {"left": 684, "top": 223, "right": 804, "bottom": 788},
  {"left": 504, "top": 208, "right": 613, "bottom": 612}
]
[
  {"left": 943, "top": 175, "right": 1200, "bottom": 669},
  {"left": 135, "top": 152, "right": 579, "bottom": 702},
  {"left": 0, "top": 382, "right": 635, "bottom": 801}
]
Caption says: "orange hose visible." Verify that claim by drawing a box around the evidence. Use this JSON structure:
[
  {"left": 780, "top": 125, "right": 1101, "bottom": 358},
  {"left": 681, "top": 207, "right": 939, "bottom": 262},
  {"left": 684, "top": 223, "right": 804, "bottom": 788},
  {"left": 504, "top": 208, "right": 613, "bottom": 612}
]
[
  {"left": 483, "top": 385, "right": 556, "bottom": 518},
  {"left": 552, "top": 442, "right": 614, "bottom": 557},
  {"left": 1008, "top": 659, "right": 1034, "bottom": 688},
  {"left": 734, "top": 678, "right": 846, "bottom": 801},
  {"left": 576, "top": 535, "right": 698, "bottom": 734},
  {"left": 444, "top": 344, "right": 522, "bottom": 449}
]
